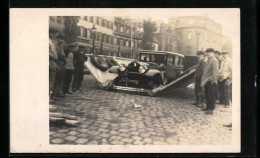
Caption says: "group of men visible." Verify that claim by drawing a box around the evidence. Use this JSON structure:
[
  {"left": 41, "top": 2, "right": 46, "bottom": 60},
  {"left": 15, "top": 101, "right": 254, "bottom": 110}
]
[
  {"left": 49, "top": 30, "right": 86, "bottom": 104},
  {"left": 193, "top": 48, "right": 232, "bottom": 117}
]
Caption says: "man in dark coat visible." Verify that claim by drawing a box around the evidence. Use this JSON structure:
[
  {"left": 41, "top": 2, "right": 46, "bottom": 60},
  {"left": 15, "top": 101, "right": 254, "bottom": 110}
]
[
  {"left": 49, "top": 30, "right": 59, "bottom": 103},
  {"left": 201, "top": 48, "right": 219, "bottom": 114},
  {"left": 52, "top": 32, "right": 67, "bottom": 98},
  {"left": 192, "top": 50, "right": 206, "bottom": 108},
  {"left": 72, "top": 46, "right": 85, "bottom": 92}
]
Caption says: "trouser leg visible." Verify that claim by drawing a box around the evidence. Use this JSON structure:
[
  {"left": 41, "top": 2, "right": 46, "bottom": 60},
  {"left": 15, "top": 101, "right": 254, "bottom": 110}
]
[
  {"left": 76, "top": 68, "right": 84, "bottom": 90},
  {"left": 204, "top": 82, "right": 209, "bottom": 109},
  {"left": 49, "top": 70, "right": 56, "bottom": 98},
  {"left": 72, "top": 68, "right": 79, "bottom": 91}
]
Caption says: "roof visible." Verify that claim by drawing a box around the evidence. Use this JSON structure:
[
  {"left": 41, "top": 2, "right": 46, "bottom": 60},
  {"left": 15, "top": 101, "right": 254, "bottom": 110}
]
[{"left": 140, "top": 50, "right": 185, "bottom": 58}]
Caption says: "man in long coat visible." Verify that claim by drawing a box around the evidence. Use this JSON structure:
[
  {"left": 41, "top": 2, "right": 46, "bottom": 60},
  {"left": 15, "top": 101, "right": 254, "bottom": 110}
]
[
  {"left": 192, "top": 51, "right": 206, "bottom": 108},
  {"left": 201, "top": 48, "right": 219, "bottom": 114}
]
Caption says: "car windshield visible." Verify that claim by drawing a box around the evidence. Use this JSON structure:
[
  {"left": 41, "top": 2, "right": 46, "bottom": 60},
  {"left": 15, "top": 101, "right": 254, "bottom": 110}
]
[{"left": 140, "top": 53, "right": 165, "bottom": 64}]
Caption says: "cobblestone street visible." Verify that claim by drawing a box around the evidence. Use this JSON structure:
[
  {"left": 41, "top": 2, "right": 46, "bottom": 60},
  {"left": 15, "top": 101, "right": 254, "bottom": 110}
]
[{"left": 49, "top": 74, "right": 232, "bottom": 145}]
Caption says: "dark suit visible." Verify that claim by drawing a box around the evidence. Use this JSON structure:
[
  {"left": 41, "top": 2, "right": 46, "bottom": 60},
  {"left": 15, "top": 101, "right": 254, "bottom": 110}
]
[
  {"left": 72, "top": 51, "right": 85, "bottom": 91},
  {"left": 201, "top": 56, "right": 219, "bottom": 110},
  {"left": 194, "top": 58, "right": 206, "bottom": 104}
]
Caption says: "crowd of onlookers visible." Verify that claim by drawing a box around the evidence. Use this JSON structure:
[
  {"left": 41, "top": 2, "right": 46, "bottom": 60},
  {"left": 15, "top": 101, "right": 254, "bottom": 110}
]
[
  {"left": 49, "top": 30, "right": 85, "bottom": 104},
  {"left": 193, "top": 48, "right": 232, "bottom": 127}
]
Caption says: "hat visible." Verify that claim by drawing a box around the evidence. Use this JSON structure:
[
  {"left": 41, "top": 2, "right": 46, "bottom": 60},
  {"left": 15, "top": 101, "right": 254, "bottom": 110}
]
[
  {"left": 214, "top": 51, "right": 221, "bottom": 55},
  {"left": 56, "top": 32, "right": 65, "bottom": 39},
  {"left": 205, "top": 48, "right": 215, "bottom": 53},
  {"left": 222, "top": 50, "right": 230, "bottom": 54},
  {"left": 196, "top": 51, "right": 205, "bottom": 55},
  {"left": 68, "top": 43, "right": 78, "bottom": 48}
]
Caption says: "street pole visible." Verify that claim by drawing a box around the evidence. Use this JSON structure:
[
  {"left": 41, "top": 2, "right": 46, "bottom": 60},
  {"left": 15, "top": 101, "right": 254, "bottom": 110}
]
[
  {"left": 91, "top": 25, "right": 97, "bottom": 55},
  {"left": 131, "top": 23, "right": 133, "bottom": 58}
]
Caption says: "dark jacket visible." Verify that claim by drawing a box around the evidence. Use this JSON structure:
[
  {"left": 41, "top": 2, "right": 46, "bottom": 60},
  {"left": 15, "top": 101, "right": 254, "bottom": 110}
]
[
  {"left": 73, "top": 51, "right": 85, "bottom": 69},
  {"left": 201, "top": 56, "right": 219, "bottom": 86},
  {"left": 195, "top": 58, "right": 206, "bottom": 80}
]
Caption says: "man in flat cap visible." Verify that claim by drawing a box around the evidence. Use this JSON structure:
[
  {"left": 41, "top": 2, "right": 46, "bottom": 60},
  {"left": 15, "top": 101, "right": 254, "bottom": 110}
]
[
  {"left": 218, "top": 50, "right": 232, "bottom": 108},
  {"left": 214, "top": 51, "right": 223, "bottom": 104},
  {"left": 72, "top": 46, "right": 85, "bottom": 92},
  {"left": 193, "top": 50, "right": 206, "bottom": 108},
  {"left": 52, "top": 32, "right": 67, "bottom": 99},
  {"left": 201, "top": 48, "right": 219, "bottom": 114}
]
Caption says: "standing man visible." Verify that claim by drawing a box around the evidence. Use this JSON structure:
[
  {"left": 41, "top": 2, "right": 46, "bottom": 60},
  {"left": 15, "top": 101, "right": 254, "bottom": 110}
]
[
  {"left": 214, "top": 51, "right": 223, "bottom": 104},
  {"left": 218, "top": 50, "right": 232, "bottom": 108},
  {"left": 201, "top": 48, "right": 219, "bottom": 114},
  {"left": 192, "top": 51, "right": 206, "bottom": 108},
  {"left": 62, "top": 43, "right": 76, "bottom": 95},
  {"left": 49, "top": 30, "right": 59, "bottom": 103},
  {"left": 72, "top": 46, "right": 85, "bottom": 92},
  {"left": 52, "top": 32, "right": 67, "bottom": 98}
]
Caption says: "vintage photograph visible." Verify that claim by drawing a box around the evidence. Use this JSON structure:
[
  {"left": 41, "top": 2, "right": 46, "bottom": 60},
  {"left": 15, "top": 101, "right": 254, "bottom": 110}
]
[
  {"left": 10, "top": 8, "right": 240, "bottom": 153},
  {"left": 49, "top": 14, "right": 234, "bottom": 145}
]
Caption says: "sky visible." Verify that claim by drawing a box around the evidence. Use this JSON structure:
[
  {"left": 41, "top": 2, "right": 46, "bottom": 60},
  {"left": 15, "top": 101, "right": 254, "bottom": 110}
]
[{"left": 123, "top": 8, "right": 240, "bottom": 40}]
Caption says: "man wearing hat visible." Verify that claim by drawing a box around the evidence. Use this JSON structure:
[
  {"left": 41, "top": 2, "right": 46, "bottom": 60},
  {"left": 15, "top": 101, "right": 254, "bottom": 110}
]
[
  {"left": 62, "top": 43, "right": 77, "bottom": 95},
  {"left": 201, "top": 48, "right": 219, "bottom": 114},
  {"left": 218, "top": 50, "right": 232, "bottom": 108},
  {"left": 214, "top": 51, "right": 223, "bottom": 104},
  {"left": 72, "top": 46, "right": 85, "bottom": 92},
  {"left": 192, "top": 50, "right": 206, "bottom": 107},
  {"left": 52, "top": 32, "right": 67, "bottom": 99},
  {"left": 49, "top": 29, "right": 59, "bottom": 103}
]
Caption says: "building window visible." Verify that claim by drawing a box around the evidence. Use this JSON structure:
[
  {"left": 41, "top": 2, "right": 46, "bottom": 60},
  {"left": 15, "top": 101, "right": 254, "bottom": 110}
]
[
  {"left": 120, "top": 26, "right": 124, "bottom": 33},
  {"left": 80, "top": 27, "right": 84, "bottom": 37},
  {"left": 99, "top": 18, "right": 102, "bottom": 26},
  {"left": 96, "top": 17, "right": 99, "bottom": 25},
  {"left": 57, "top": 16, "right": 62, "bottom": 23},
  {"left": 90, "top": 16, "right": 94, "bottom": 22},
  {"left": 114, "top": 37, "right": 117, "bottom": 45},
  {"left": 101, "top": 19, "right": 104, "bottom": 27},
  {"left": 177, "top": 32, "right": 182, "bottom": 40},
  {"left": 126, "top": 40, "right": 129, "bottom": 47},
  {"left": 187, "top": 31, "right": 192, "bottom": 39},
  {"left": 187, "top": 46, "right": 192, "bottom": 54},
  {"left": 50, "top": 16, "right": 55, "bottom": 21}
]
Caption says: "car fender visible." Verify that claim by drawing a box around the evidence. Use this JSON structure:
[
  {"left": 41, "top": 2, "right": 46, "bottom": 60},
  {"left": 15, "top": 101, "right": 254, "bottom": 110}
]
[{"left": 144, "top": 69, "right": 161, "bottom": 77}]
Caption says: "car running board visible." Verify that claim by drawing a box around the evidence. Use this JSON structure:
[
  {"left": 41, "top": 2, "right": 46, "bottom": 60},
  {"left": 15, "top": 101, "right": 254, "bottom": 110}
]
[{"left": 148, "top": 65, "right": 197, "bottom": 96}]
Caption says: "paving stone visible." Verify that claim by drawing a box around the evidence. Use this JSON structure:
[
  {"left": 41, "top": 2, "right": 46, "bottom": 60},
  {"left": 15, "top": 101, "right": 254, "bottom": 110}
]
[
  {"left": 99, "top": 133, "right": 110, "bottom": 138},
  {"left": 65, "top": 135, "right": 77, "bottom": 141},
  {"left": 57, "top": 129, "right": 69, "bottom": 133},
  {"left": 51, "top": 138, "right": 64, "bottom": 144},
  {"left": 68, "top": 131, "right": 79, "bottom": 136},
  {"left": 52, "top": 133, "right": 67, "bottom": 138},
  {"left": 78, "top": 133, "right": 88, "bottom": 138},
  {"left": 88, "top": 141, "right": 99, "bottom": 145},
  {"left": 122, "top": 138, "right": 134, "bottom": 143},
  {"left": 76, "top": 138, "right": 88, "bottom": 144},
  {"left": 132, "top": 136, "right": 142, "bottom": 141},
  {"left": 109, "top": 130, "right": 119, "bottom": 135},
  {"left": 133, "top": 140, "right": 145, "bottom": 145},
  {"left": 143, "top": 138, "right": 153, "bottom": 144}
]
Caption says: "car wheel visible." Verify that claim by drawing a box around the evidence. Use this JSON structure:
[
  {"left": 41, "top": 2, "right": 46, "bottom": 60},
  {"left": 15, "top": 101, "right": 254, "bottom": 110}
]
[
  {"left": 106, "top": 57, "right": 119, "bottom": 68},
  {"left": 90, "top": 55, "right": 109, "bottom": 71}
]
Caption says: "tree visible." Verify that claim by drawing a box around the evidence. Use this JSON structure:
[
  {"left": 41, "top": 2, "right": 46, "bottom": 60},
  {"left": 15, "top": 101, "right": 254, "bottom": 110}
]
[
  {"left": 63, "top": 16, "right": 80, "bottom": 44},
  {"left": 141, "top": 18, "right": 157, "bottom": 50}
]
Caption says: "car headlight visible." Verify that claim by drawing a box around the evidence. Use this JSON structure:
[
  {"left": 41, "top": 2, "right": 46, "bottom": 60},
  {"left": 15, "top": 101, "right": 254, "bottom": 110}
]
[
  {"left": 119, "top": 64, "right": 126, "bottom": 71},
  {"left": 138, "top": 65, "right": 147, "bottom": 73}
]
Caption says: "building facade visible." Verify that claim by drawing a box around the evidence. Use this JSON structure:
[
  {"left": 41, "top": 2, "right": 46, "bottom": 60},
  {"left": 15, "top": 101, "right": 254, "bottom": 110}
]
[
  {"left": 154, "top": 22, "right": 177, "bottom": 52},
  {"left": 49, "top": 16, "right": 143, "bottom": 58},
  {"left": 169, "top": 16, "right": 223, "bottom": 56}
]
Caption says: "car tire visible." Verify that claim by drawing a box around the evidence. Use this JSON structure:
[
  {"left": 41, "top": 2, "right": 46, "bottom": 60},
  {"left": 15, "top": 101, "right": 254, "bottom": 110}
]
[
  {"left": 106, "top": 57, "right": 119, "bottom": 67},
  {"left": 90, "top": 55, "right": 109, "bottom": 71}
]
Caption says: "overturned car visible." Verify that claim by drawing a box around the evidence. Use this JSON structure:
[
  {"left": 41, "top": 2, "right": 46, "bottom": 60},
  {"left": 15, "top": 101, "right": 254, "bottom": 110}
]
[{"left": 84, "top": 51, "right": 196, "bottom": 96}]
